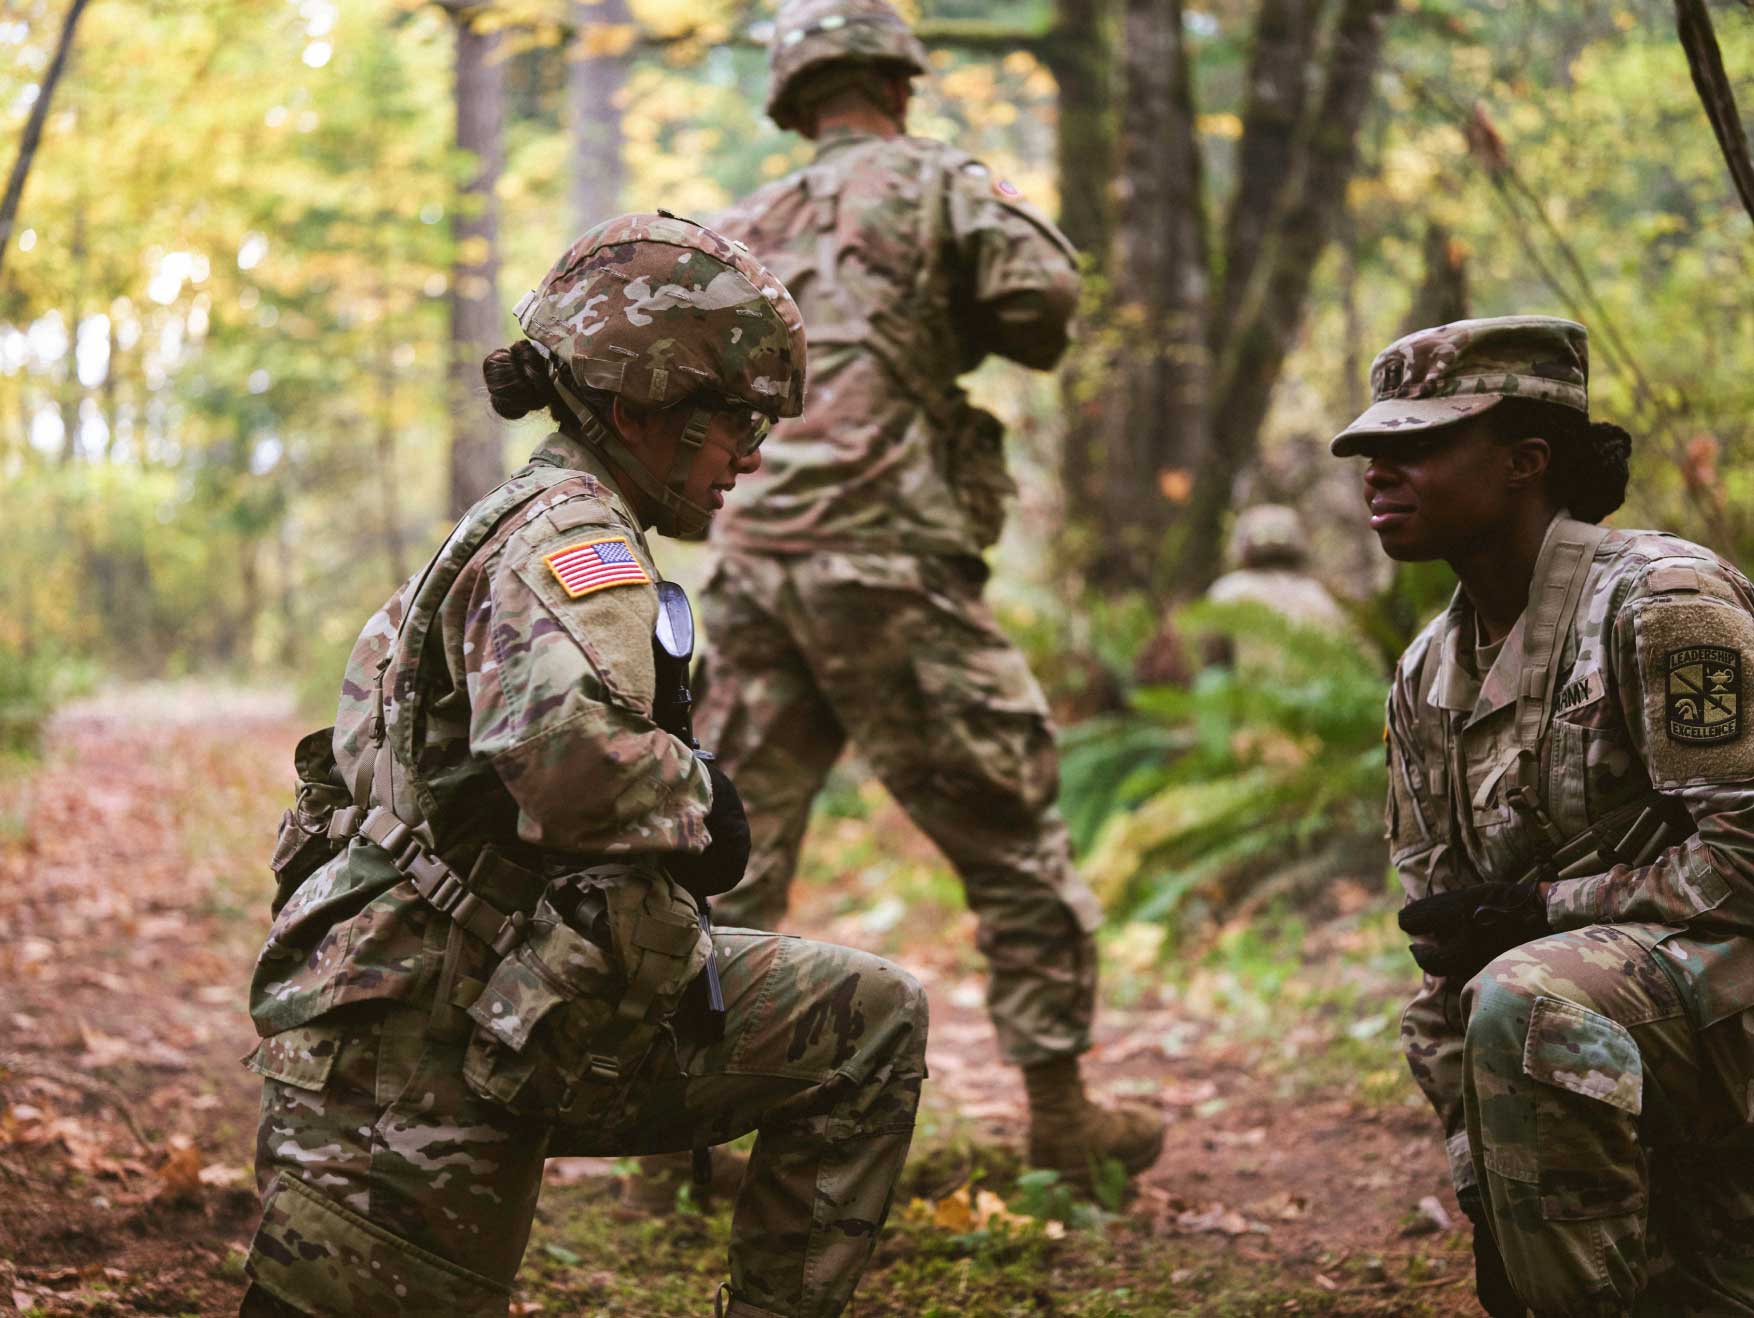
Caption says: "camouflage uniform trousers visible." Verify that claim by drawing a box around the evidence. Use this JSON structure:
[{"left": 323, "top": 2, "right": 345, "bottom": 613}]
[
  {"left": 1458, "top": 924, "right": 1754, "bottom": 1315},
  {"left": 243, "top": 929, "right": 927, "bottom": 1318},
  {"left": 695, "top": 549, "right": 1104, "bottom": 1066}
]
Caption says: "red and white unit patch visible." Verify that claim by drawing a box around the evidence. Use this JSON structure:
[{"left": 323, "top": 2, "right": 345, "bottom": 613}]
[{"left": 543, "top": 536, "right": 651, "bottom": 598}]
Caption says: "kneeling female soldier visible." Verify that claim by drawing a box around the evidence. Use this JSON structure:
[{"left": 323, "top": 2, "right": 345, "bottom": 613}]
[
  {"left": 1338, "top": 316, "right": 1754, "bottom": 1315},
  {"left": 240, "top": 214, "right": 927, "bottom": 1318}
]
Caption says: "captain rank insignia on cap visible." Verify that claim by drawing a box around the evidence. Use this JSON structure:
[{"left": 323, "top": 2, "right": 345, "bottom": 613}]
[
  {"left": 544, "top": 536, "right": 651, "bottom": 599},
  {"left": 1667, "top": 645, "right": 1741, "bottom": 744}
]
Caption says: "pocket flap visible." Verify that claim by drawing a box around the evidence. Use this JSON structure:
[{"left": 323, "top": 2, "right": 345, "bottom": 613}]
[
  {"left": 245, "top": 1025, "right": 342, "bottom": 1091},
  {"left": 1523, "top": 995, "right": 1643, "bottom": 1115},
  {"left": 633, "top": 910, "right": 702, "bottom": 956},
  {"left": 469, "top": 949, "right": 571, "bottom": 1052}
]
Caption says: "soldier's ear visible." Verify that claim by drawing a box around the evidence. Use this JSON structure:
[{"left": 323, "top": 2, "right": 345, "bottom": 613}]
[
  {"left": 611, "top": 397, "right": 655, "bottom": 448},
  {"left": 1505, "top": 436, "right": 1551, "bottom": 490}
]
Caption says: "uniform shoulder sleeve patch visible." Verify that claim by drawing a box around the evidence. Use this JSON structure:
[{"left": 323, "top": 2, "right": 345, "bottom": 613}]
[
  {"left": 1665, "top": 644, "right": 1740, "bottom": 744},
  {"left": 543, "top": 535, "right": 651, "bottom": 599},
  {"left": 1632, "top": 596, "right": 1754, "bottom": 785}
]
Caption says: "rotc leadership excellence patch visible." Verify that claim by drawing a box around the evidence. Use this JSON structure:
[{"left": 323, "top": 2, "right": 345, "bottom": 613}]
[
  {"left": 544, "top": 536, "right": 650, "bottom": 599},
  {"left": 1666, "top": 645, "right": 1741, "bottom": 744}
]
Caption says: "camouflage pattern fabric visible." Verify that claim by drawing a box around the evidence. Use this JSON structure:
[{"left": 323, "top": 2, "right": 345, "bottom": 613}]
[
  {"left": 246, "top": 434, "right": 926, "bottom": 1316},
  {"left": 251, "top": 434, "right": 714, "bottom": 1035},
  {"left": 248, "top": 930, "right": 926, "bottom": 1318},
  {"left": 695, "top": 550, "right": 1103, "bottom": 1066},
  {"left": 1462, "top": 929, "right": 1754, "bottom": 1315},
  {"left": 1206, "top": 569, "right": 1348, "bottom": 634},
  {"left": 1331, "top": 315, "right": 1589, "bottom": 454},
  {"left": 516, "top": 211, "right": 807, "bottom": 419},
  {"left": 766, "top": 0, "right": 929, "bottom": 131},
  {"left": 710, "top": 129, "right": 1079, "bottom": 558},
  {"left": 1385, "top": 511, "right": 1754, "bottom": 1312}
]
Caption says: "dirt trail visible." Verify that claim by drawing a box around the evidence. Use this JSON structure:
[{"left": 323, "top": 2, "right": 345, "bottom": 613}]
[{"left": 0, "top": 693, "right": 1473, "bottom": 1316}]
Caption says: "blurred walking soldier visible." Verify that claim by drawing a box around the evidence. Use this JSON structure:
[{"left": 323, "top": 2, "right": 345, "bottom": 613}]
[
  {"left": 697, "top": 0, "right": 1163, "bottom": 1189},
  {"left": 1343, "top": 316, "right": 1754, "bottom": 1314},
  {"left": 240, "top": 213, "right": 927, "bottom": 1318}
]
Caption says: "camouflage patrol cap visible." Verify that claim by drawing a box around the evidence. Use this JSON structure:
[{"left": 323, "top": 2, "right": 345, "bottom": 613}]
[
  {"left": 767, "top": 0, "right": 929, "bottom": 132},
  {"left": 514, "top": 210, "right": 806, "bottom": 419},
  {"left": 1330, "top": 315, "right": 1588, "bottom": 456},
  {"left": 1229, "top": 503, "right": 1307, "bottom": 569}
]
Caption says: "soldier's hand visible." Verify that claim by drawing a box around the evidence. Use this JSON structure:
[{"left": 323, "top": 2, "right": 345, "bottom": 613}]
[
  {"left": 667, "top": 760, "right": 751, "bottom": 901},
  {"left": 1397, "top": 883, "right": 1548, "bottom": 982}
]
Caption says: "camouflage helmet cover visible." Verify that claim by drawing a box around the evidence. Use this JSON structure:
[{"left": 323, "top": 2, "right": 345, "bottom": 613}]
[
  {"left": 1229, "top": 503, "right": 1307, "bottom": 569},
  {"left": 766, "top": 0, "right": 929, "bottom": 131},
  {"left": 515, "top": 211, "right": 807, "bottom": 420},
  {"left": 1330, "top": 315, "right": 1588, "bottom": 456}
]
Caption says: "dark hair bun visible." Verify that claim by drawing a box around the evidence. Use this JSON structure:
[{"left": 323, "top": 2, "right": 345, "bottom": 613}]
[
  {"left": 481, "top": 340, "right": 555, "bottom": 420},
  {"left": 1559, "top": 420, "right": 1631, "bottom": 523}
]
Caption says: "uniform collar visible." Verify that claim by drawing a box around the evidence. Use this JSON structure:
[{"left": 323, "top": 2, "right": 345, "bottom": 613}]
[
  {"left": 812, "top": 127, "right": 881, "bottom": 160},
  {"left": 525, "top": 430, "right": 645, "bottom": 529},
  {"left": 1429, "top": 509, "right": 1586, "bottom": 727}
]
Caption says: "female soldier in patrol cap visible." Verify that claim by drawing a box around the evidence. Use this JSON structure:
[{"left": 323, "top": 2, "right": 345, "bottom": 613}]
[
  {"left": 1338, "top": 315, "right": 1754, "bottom": 1315},
  {"left": 240, "top": 213, "right": 927, "bottom": 1318}
]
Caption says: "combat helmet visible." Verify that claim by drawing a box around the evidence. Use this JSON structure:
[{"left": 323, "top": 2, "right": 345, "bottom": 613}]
[
  {"left": 513, "top": 211, "right": 807, "bottom": 538},
  {"left": 1228, "top": 504, "right": 1307, "bottom": 569},
  {"left": 766, "top": 0, "right": 929, "bottom": 132}
]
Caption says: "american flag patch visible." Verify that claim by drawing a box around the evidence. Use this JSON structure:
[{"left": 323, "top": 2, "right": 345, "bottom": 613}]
[{"left": 543, "top": 536, "right": 651, "bottom": 598}]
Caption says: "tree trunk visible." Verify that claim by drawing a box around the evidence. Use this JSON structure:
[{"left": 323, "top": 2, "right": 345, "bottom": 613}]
[
  {"left": 375, "top": 321, "right": 409, "bottom": 586},
  {"left": 1402, "top": 221, "right": 1468, "bottom": 334},
  {"left": 447, "top": 6, "right": 507, "bottom": 516},
  {"left": 0, "top": 0, "right": 90, "bottom": 285},
  {"left": 568, "top": 0, "right": 629, "bottom": 234},
  {"left": 1096, "top": 0, "right": 1208, "bottom": 587},
  {"left": 1674, "top": 0, "right": 1754, "bottom": 229},
  {"left": 1212, "top": 0, "right": 1324, "bottom": 361},
  {"left": 1042, "top": 0, "right": 1114, "bottom": 262},
  {"left": 1176, "top": 0, "right": 1395, "bottom": 591}
]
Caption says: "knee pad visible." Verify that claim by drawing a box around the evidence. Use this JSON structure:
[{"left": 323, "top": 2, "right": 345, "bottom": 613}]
[{"left": 246, "top": 1175, "right": 510, "bottom": 1318}]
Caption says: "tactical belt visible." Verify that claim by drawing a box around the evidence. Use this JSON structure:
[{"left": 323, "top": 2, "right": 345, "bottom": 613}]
[{"left": 330, "top": 804, "right": 532, "bottom": 957}]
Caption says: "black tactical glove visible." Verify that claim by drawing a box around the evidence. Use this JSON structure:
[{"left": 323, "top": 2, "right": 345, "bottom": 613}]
[
  {"left": 666, "top": 759, "right": 750, "bottom": 902},
  {"left": 1397, "top": 882, "right": 1549, "bottom": 982},
  {"left": 1456, "top": 1187, "right": 1527, "bottom": 1318}
]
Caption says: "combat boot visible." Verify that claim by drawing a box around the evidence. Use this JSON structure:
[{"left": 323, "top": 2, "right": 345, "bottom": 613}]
[
  {"left": 621, "top": 1148, "right": 749, "bottom": 1213},
  {"left": 1022, "top": 1055, "right": 1165, "bottom": 1193}
]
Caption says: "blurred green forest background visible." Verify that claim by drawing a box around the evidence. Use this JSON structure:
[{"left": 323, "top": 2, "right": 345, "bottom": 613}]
[{"left": 2, "top": 0, "right": 1750, "bottom": 933}]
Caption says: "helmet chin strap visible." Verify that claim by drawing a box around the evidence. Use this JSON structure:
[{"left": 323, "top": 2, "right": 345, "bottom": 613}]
[{"left": 547, "top": 366, "right": 716, "bottom": 539}]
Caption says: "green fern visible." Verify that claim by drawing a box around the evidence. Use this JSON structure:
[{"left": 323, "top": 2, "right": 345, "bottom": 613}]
[{"left": 1061, "top": 599, "right": 1389, "bottom": 937}]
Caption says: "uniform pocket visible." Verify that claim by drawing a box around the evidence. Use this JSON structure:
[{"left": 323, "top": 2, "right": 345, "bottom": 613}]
[
  {"left": 462, "top": 900, "right": 622, "bottom": 1119},
  {"left": 913, "top": 648, "right": 1057, "bottom": 814},
  {"left": 245, "top": 1024, "right": 343, "bottom": 1092},
  {"left": 1523, "top": 995, "right": 1647, "bottom": 1221},
  {"left": 462, "top": 875, "right": 708, "bottom": 1126}
]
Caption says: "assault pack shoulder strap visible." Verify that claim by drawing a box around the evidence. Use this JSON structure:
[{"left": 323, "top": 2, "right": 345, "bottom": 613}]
[{"left": 332, "top": 465, "right": 579, "bottom": 954}]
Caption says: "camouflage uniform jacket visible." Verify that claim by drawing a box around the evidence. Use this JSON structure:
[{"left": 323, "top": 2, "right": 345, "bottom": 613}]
[
  {"left": 1386, "top": 512, "right": 1754, "bottom": 1182},
  {"left": 711, "top": 128, "right": 1079, "bottom": 556},
  {"left": 250, "top": 433, "right": 712, "bottom": 1036}
]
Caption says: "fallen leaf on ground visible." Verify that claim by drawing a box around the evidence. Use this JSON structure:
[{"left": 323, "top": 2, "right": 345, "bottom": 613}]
[
  {"left": 1210, "top": 1127, "right": 1267, "bottom": 1148},
  {"left": 1174, "top": 1202, "right": 1268, "bottom": 1237},
  {"left": 154, "top": 1139, "right": 204, "bottom": 1197},
  {"left": 1248, "top": 1190, "right": 1307, "bottom": 1221},
  {"left": 931, "top": 1186, "right": 1034, "bottom": 1233},
  {"left": 1401, "top": 1194, "right": 1453, "bottom": 1236}
]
